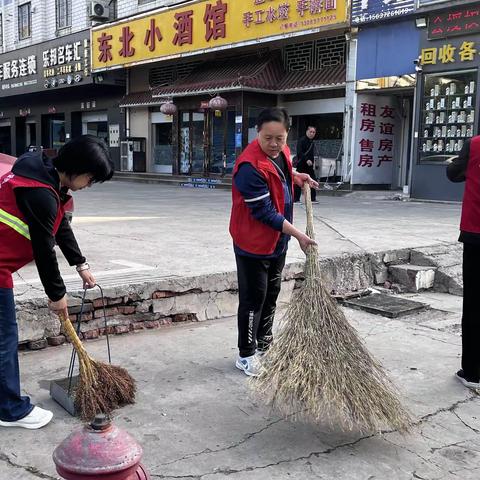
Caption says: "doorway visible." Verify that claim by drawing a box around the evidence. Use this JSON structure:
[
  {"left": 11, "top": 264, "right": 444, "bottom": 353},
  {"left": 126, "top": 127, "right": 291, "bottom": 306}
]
[{"left": 179, "top": 109, "right": 236, "bottom": 176}]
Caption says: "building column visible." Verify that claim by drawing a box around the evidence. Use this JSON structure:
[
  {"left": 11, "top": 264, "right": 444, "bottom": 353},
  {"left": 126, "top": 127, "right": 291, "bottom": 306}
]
[{"left": 343, "top": 32, "right": 358, "bottom": 185}]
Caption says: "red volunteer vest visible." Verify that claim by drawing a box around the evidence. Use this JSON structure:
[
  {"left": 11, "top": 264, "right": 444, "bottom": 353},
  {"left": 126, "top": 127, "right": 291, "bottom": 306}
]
[
  {"left": 461, "top": 136, "right": 480, "bottom": 234},
  {"left": 229, "top": 139, "right": 294, "bottom": 255},
  {"left": 0, "top": 172, "right": 65, "bottom": 288}
]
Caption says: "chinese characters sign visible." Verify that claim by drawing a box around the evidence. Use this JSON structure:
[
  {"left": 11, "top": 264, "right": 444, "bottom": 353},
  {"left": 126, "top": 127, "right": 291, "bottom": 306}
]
[
  {"left": 0, "top": 30, "right": 91, "bottom": 97},
  {"left": 353, "top": 95, "right": 397, "bottom": 184},
  {"left": 0, "top": 55, "right": 37, "bottom": 92},
  {"left": 351, "top": 0, "right": 414, "bottom": 25},
  {"left": 92, "top": 0, "right": 346, "bottom": 71},
  {"left": 420, "top": 40, "right": 479, "bottom": 65},
  {"left": 428, "top": 4, "right": 480, "bottom": 40},
  {"left": 43, "top": 38, "right": 90, "bottom": 89}
]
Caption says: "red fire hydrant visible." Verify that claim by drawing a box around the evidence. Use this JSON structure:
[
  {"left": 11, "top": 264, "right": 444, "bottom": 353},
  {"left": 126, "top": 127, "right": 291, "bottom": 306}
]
[{"left": 53, "top": 414, "right": 150, "bottom": 480}]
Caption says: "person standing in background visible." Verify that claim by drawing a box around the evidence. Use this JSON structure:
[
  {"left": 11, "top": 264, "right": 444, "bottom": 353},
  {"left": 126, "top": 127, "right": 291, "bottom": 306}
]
[
  {"left": 294, "top": 126, "right": 318, "bottom": 203},
  {"left": 447, "top": 136, "right": 480, "bottom": 391}
]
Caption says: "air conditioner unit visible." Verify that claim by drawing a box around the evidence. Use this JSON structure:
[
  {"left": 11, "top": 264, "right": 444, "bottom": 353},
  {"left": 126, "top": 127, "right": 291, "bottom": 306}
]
[{"left": 89, "top": 1, "right": 110, "bottom": 21}]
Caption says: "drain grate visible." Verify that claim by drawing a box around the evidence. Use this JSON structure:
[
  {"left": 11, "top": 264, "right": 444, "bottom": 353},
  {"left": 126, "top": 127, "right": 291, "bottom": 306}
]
[{"left": 342, "top": 293, "right": 427, "bottom": 318}]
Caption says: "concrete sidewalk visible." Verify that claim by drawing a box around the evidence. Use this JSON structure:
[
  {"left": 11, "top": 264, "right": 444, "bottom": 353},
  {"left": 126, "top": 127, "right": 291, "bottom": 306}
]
[
  {"left": 1, "top": 291, "right": 479, "bottom": 479},
  {"left": 14, "top": 182, "right": 462, "bottom": 295}
]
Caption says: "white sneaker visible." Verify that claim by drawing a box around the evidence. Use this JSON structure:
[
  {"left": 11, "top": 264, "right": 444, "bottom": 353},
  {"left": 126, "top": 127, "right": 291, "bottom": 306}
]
[
  {"left": 455, "top": 370, "right": 480, "bottom": 391},
  {"left": 0, "top": 406, "right": 53, "bottom": 430},
  {"left": 236, "top": 355, "right": 261, "bottom": 377}
]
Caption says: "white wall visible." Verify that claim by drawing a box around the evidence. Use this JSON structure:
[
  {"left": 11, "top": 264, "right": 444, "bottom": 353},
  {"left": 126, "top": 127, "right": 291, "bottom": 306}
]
[
  {"left": 280, "top": 97, "right": 345, "bottom": 116},
  {"left": 1, "top": 0, "right": 90, "bottom": 54},
  {"left": 117, "top": 0, "right": 186, "bottom": 19},
  {"left": 128, "top": 106, "right": 152, "bottom": 169}
]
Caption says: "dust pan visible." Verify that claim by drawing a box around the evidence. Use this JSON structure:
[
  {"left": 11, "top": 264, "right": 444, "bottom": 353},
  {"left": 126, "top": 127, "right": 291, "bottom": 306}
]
[
  {"left": 51, "top": 285, "right": 136, "bottom": 421},
  {"left": 254, "top": 184, "right": 413, "bottom": 433}
]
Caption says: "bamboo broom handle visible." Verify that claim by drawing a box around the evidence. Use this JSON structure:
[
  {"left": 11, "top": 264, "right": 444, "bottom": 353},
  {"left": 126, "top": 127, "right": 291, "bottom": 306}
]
[
  {"left": 303, "top": 183, "right": 316, "bottom": 241},
  {"left": 59, "top": 314, "right": 90, "bottom": 360}
]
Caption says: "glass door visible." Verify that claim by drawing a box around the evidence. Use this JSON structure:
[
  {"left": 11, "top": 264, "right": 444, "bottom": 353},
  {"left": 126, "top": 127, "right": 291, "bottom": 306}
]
[{"left": 191, "top": 112, "right": 205, "bottom": 174}]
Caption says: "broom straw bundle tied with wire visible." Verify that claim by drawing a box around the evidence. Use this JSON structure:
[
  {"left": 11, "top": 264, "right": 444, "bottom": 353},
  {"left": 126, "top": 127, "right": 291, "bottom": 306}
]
[
  {"left": 254, "top": 184, "right": 412, "bottom": 433},
  {"left": 59, "top": 314, "right": 136, "bottom": 421}
]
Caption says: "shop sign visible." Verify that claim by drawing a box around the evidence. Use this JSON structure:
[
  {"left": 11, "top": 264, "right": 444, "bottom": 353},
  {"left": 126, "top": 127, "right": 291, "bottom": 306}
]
[
  {"left": 0, "top": 55, "right": 38, "bottom": 92},
  {"left": 91, "top": 0, "right": 347, "bottom": 72},
  {"left": 0, "top": 30, "right": 91, "bottom": 97},
  {"left": 200, "top": 101, "right": 210, "bottom": 109},
  {"left": 417, "top": 0, "right": 452, "bottom": 6},
  {"left": 351, "top": 0, "right": 414, "bottom": 25},
  {"left": 420, "top": 39, "right": 479, "bottom": 65},
  {"left": 353, "top": 94, "right": 397, "bottom": 184},
  {"left": 428, "top": 4, "right": 480, "bottom": 40},
  {"left": 43, "top": 38, "right": 90, "bottom": 89}
]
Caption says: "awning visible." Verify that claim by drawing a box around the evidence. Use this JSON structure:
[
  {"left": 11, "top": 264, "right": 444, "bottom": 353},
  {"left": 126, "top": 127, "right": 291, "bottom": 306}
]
[
  {"left": 356, "top": 20, "right": 420, "bottom": 80},
  {"left": 152, "top": 56, "right": 344, "bottom": 98},
  {"left": 152, "top": 56, "right": 284, "bottom": 97},
  {"left": 119, "top": 90, "right": 169, "bottom": 107}
]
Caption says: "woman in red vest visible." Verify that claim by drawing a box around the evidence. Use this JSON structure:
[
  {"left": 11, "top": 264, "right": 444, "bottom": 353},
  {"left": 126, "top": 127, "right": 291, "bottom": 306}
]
[
  {"left": 229, "top": 108, "right": 318, "bottom": 376},
  {"left": 0, "top": 135, "right": 113, "bottom": 429},
  {"left": 447, "top": 136, "right": 480, "bottom": 391}
]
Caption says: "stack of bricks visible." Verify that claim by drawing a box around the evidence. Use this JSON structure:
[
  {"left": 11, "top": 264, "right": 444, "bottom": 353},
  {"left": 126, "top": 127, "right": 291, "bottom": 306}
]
[{"left": 35, "top": 290, "right": 199, "bottom": 351}]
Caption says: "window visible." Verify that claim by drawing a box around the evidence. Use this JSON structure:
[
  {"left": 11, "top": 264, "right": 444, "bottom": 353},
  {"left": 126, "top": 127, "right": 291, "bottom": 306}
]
[
  {"left": 419, "top": 70, "right": 477, "bottom": 164},
  {"left": 56, "top": 0, "right": 71, "bottom": 30},
  {"left": 18, "top": 3, "right": 31, "bottom": 40},
  {"left": 0, "top": 14, "right": 3, "bottom": 47}
]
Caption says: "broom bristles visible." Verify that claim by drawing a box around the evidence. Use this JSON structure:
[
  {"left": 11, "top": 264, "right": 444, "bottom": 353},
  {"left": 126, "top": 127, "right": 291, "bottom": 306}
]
[
  {"left": 60, "top": 315, "right": 136, "bottom": 421},
  {"left": 253, "top": 185, "right": 413, "bottom": 433},
  {"left": 75, "top": 361, "right": 136, "bottom": 422}
]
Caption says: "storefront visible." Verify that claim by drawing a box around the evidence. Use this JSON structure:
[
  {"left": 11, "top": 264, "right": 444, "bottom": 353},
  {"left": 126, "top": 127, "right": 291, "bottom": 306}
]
[
  {"left": 411, "top": 2, "right": 480, "bottom": 200},
  {"left": 350, "top": 0, "right": 420, "bottom": 190},
  {"left": 92, "top": 0, "right": 348, "bottom": 180},
  {"left": 0, "top": 30, "right": 125, "bottom": 166}
]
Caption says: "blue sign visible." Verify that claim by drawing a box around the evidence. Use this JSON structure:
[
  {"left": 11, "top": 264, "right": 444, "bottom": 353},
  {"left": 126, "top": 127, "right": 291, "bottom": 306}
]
[{"left": 352, "top": 0, "right": 415, "bottom": 24}]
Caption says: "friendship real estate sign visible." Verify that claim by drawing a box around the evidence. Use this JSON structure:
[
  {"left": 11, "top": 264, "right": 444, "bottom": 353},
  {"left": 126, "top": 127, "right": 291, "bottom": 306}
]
[{"left": 91, "top": 0, "right": 347, "bottom": 72}]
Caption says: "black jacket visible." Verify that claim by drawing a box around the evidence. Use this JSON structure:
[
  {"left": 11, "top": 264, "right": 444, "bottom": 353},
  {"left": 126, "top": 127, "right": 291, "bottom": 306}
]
[
  {"left": 296, "top": 136, "right": 315, "bottom": 173},
  {"left": 12, "top": 152, "right": 85, "bottom": 301}
]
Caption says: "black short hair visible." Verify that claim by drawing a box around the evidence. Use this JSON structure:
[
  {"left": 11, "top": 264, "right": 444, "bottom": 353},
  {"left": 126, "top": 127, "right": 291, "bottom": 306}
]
[
  {"left": 257, "top": 108, "right": 290, "bottom": 131},
  {"left": 53, "top": 135, "right": 114, "bottom": 183},
  {"left": 307, "top": 126, "right": 316, "bottom": 131}
]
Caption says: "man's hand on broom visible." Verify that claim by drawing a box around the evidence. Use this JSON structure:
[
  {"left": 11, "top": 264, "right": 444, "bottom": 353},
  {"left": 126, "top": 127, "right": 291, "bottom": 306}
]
[
  {"left": 49, "top": 294, "right": 69, "bottom": 319},
  {"left": 293, "top": 172, "right": 319, "bottom": 190}
]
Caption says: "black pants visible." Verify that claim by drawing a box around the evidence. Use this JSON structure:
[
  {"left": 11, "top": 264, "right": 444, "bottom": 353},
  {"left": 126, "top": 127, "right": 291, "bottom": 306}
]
[
  {"left": 461, "top": 243, "right": 480, "bottom": 381},
  {"left": 294, "top": 167, "right": 317, "bottom": 202},
  {"left": 235, "top": 253, "right": 286, "bottom": 358}
]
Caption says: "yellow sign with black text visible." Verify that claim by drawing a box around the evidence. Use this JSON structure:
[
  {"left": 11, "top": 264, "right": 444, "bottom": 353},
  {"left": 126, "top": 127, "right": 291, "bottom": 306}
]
[
  {"left": 91, "top": 0, "right": 346, "bottom": 72},
  {"left": 420, "top": 41, "right": 478, "bottom": 65}
]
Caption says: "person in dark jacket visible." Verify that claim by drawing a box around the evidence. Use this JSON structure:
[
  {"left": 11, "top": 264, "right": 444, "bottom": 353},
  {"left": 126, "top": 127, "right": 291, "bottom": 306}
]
[
  {"left": 447, "top": 137, "right": 480, "bottom": 391},
  {"left": 229, "top": 108, "right": 318, "bottom": 377},
  {"left": 0, "top": 135, "right": 114, "bottom": 429},
  {"left": 294, "top": 126, "right": 318, "bottom": 203}
]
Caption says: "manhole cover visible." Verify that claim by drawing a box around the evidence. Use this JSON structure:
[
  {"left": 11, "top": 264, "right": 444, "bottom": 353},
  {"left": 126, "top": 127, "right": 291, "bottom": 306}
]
[{"left": 342, "top": 293, "right": 427, "bottom": 318}]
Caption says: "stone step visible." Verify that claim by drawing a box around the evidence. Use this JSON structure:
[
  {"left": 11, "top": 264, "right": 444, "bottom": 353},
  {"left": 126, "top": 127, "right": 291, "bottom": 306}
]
[{"left": 388, "top": 264, "right": 438, "bottom": 292}]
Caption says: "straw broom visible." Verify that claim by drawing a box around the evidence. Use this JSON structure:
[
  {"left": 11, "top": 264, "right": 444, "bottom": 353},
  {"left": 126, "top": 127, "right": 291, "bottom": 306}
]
[
  {"left": 254, "top": 184, "right": 412, "bottom": 433},
  {"left": 60, "top": 315, "right": 136, "bottom": 421}
]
